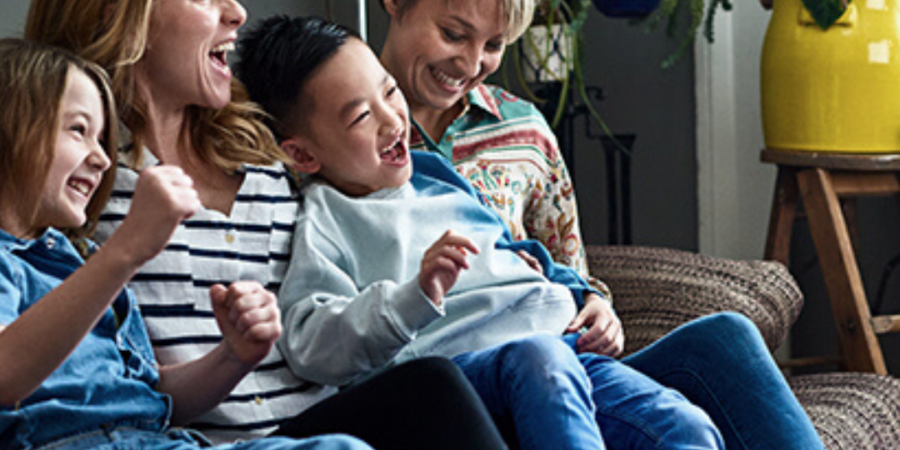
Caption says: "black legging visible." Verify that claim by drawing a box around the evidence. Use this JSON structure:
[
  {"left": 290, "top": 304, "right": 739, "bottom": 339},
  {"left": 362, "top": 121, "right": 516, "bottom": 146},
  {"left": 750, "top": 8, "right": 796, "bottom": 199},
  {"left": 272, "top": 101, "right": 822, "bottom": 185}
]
[{"left": 273, "top": 357, "right": 509, "bottom": 450}]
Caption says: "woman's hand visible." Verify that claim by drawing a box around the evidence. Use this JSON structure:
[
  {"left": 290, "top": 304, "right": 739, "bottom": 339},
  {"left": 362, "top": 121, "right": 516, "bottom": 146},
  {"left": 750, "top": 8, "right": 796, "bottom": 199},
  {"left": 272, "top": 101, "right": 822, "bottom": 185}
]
[
  {"left": 566, "top": 293, "right": 624, "bottom": 357},
  {"left": 210, "top": 282, "right": 282, "bottom": 368},
  {"left": 516, "top": 250, "right": 543, "bottom": 273},
  {"left": 419, "top": 230, "right": 480, "bottom": 306}
]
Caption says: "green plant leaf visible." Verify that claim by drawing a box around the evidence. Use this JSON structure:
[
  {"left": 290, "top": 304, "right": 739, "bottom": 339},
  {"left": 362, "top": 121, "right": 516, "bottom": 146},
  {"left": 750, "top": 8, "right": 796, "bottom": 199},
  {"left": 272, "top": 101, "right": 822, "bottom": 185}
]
[{"left": 802, "top": 0, "right": 850, "bottom": 30}]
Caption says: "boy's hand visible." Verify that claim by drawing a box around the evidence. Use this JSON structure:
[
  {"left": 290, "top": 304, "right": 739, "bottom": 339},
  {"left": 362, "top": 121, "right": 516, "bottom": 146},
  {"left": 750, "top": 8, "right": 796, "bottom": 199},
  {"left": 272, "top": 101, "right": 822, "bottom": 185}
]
[
  {"left": 419, "top": 230, "right": 480, "bottom": 306},
  {"left": 117, "top": 166, "right": 200, "bottom": 264},
  {"left": 566, "top": 293, "right": 624, "bottom": 357},
  {"left": 210, "top": 282, "right": 282, "bottom": 368}
]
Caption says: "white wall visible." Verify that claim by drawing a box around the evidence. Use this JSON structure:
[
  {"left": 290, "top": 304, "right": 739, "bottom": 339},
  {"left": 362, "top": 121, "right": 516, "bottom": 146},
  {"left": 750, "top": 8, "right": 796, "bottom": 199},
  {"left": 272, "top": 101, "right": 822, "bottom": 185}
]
[{"left": 697, "top": 2, "right": 773, "bottom": 260}]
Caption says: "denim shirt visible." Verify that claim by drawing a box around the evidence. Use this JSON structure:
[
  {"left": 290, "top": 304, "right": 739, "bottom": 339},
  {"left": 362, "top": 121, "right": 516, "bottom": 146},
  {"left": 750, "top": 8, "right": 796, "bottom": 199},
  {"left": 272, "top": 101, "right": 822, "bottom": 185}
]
[{"left": 0, "top": 228, "right": 171, "bottom": 449}]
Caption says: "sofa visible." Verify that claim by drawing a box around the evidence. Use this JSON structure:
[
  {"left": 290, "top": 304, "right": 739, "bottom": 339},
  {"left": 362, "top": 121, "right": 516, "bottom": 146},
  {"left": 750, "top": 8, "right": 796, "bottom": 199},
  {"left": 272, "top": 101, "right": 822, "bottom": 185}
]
[{"left": 586, "top": 245, "right": 900, "bottom": 450}]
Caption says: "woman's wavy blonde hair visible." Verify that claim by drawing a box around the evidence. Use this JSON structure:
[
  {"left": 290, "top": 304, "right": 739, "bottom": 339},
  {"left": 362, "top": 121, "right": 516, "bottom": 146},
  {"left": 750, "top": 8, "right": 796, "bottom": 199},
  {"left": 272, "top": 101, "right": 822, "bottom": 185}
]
[
  {"left": 25, "top": 0, "right": 286, "bottom": 173},
  {"left": 0, "top": 38, "right": 118, "bottom": 240},
  {"left": 385, "top": 0, "right": 536, "bottom": 42}
]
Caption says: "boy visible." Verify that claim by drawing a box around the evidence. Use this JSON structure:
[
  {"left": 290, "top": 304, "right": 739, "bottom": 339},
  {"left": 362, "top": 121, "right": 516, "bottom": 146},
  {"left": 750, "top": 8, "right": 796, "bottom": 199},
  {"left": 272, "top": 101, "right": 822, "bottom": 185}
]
[{"left": 236, "top": 15, "right": 723, "bottom": 450}]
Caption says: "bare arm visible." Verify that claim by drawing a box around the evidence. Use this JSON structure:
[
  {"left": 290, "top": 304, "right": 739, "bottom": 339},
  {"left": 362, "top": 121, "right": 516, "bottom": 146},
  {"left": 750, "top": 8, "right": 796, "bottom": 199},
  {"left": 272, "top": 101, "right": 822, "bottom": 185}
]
[{"left": 0, "top": 166, "right": 198, "bottom": 405}]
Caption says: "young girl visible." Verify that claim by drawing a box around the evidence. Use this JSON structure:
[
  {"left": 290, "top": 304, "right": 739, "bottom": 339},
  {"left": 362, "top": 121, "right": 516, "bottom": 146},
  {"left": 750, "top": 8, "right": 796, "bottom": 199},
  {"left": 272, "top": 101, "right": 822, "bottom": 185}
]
[{"left": 0, "top": 38, "right": 372, "bottom": 450}]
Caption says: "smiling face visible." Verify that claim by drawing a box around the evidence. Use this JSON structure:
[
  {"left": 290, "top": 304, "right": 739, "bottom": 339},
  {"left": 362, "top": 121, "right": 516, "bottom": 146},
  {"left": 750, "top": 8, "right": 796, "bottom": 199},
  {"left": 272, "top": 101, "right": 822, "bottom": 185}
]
[
  {"left": 137, "top": 0, "right": 246, "bottom": 111},
  {"left": 380, "top": 0, "right": 507, "bottom": 116},
  {"left": 283, "top": 39, "right": 412, "bottom": 198},
  {"left": 29, "top": 68, "right": 111, "bottom": 237}
]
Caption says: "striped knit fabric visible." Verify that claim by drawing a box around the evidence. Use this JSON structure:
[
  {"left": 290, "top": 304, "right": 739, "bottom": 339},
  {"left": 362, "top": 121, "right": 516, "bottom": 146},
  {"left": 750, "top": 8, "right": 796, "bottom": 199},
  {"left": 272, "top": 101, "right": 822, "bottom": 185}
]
[
  {"left": 94, "top": 150, "right": 335, "bottom": 443},
  {"left": 410, "top": 84, "right": 611, "bottom": 299}
]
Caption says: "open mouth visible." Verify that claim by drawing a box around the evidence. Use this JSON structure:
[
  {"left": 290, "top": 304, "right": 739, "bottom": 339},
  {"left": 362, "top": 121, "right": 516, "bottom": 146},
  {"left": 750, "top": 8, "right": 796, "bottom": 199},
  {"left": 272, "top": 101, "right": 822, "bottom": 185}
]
[
  {"left": 431, "top": 67, "right": 465, "bottom": 88},
  {"left": 210, "top": 41, "right": 235, "bottom": 68},
  {"left": 67, "top": 177, "right": 95, "bottom": 199},
  {"left": 380, "top": 132, "right": 408, "bottom": 163}
]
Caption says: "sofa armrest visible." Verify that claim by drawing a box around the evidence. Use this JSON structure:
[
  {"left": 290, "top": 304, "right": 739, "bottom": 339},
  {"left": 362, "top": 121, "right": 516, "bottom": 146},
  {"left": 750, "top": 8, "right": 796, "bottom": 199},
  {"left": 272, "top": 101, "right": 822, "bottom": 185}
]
[{"left": 585, "top": 245, "right": 803, "bottom": 355}]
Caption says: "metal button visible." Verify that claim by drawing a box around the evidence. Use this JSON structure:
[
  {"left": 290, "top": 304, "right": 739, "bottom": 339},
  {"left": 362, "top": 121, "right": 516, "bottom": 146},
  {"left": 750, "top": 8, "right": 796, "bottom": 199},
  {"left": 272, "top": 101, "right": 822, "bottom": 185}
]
[
  {"left": 46, "top": 237, "right": 55, "bottom": 249},
  {"left": 225, "top": 233, "right": 236, "bottom": 244},
  {"left": 254, "top": 396, "right": 263, "bottom": 405}
]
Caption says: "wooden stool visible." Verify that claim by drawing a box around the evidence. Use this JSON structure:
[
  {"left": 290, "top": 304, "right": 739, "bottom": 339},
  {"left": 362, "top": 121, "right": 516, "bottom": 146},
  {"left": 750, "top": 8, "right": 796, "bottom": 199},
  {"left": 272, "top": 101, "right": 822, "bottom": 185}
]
[{"left": 763, "top": 148, "right": 900, "bottom": 375}]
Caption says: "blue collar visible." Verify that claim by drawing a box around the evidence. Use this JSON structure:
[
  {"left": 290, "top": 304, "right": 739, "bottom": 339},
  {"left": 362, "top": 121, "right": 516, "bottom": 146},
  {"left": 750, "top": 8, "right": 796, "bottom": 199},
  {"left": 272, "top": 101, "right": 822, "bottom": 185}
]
[{"left": 0, "top": 227, "right": 68, "bottom": 253}]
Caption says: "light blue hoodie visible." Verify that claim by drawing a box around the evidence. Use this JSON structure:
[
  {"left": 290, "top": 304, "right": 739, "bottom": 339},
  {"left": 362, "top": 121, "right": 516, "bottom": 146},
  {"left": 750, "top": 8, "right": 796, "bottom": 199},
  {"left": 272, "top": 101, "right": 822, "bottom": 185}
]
[{"left": 278, "top": 151, "right": 598, "bottom": 386}]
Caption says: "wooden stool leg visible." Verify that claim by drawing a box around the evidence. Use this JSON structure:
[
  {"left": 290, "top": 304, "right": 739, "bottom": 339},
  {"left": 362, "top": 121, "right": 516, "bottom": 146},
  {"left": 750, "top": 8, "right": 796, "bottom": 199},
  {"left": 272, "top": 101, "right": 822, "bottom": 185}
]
[
  {"left": 765, "top": 166, "right": 799, "bottom": 265},
  {"left": 797, "top": 168, "right": 887, "bottom": 374}
]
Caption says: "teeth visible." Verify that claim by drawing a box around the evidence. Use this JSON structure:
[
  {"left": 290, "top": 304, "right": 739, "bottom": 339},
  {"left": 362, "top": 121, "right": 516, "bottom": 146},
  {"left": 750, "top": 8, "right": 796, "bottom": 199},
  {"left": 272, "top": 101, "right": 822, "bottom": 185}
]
[
  {"left": 68, "top": 180, "right": 91, "bottom": 196},
  {"left": 381, "top": 134, "right": 403, "bottom": 154},
  {"left": 211, "top": 42, "right": 235, "bottom": 54},
  {"left": 431, "top": 68, "right": 465, "bottom": 87}
]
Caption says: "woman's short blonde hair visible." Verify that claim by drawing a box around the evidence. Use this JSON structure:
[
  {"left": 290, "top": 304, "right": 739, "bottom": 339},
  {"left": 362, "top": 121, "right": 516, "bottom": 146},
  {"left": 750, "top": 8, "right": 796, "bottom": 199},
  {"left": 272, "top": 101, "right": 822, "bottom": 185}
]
[
  {"left": 387, "top": 0, "right": 536, "bottom": 42},
  {"left": 0, "top": 38, "right": 119, "bottom": 239},
  {"left": 25, "top": 0, "right": 285, "bottom": 173}
]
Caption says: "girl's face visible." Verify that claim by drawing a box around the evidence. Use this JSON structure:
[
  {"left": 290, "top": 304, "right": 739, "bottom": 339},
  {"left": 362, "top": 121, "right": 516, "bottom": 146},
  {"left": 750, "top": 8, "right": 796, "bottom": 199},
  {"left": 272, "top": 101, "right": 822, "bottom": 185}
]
[
  {"left": 382, "top": 0, "right": 507, "bottom": 113},
  {"left": 137, "top": 0, "right": 246, "bottom": 111},
  {"left": 288, "top": 39, "right": 412, "bottom": 197},
  {"left": 30, "top": 68, "right": 111, "bottom": 237}
]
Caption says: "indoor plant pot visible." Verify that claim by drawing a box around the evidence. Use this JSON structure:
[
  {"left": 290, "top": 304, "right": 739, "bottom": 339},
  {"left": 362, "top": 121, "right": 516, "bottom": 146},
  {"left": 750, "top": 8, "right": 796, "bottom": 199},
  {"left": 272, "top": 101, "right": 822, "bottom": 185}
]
[{"left": 761, "top": 0, "right": 900, "bottom": 152}]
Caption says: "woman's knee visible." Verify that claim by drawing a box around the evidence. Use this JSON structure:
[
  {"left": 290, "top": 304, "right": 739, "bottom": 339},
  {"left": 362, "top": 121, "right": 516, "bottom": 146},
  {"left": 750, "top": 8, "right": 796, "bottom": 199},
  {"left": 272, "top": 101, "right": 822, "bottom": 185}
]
[
  {"left": 696, "top": 312, "right": 757, "bottom": 336},
  {"left": 394, "top": 356, "right": 466, "bottom": 386},
  {"left": 670, "top": 312, "right": 765, "bottom": 355}
]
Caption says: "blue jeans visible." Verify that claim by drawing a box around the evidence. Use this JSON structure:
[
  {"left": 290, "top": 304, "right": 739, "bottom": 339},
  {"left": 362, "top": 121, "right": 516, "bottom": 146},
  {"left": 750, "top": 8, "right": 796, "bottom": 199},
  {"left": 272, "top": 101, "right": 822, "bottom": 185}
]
[
  {"left": 453, "top": 334, "right": 724, "bottom": 449},
  {"left": 30, "top": 426, "right": 372, "bottom": 450},
  {"left": 622, "top": 312, "right": 826, "bottom": 450}
]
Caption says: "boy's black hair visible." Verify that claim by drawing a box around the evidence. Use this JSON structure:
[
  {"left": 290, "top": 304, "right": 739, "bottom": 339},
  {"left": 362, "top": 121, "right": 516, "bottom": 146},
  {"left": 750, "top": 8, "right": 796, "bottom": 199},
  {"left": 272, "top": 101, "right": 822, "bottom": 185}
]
[{"left": 235, "top": 15, "right": 358, "bottom": 140}]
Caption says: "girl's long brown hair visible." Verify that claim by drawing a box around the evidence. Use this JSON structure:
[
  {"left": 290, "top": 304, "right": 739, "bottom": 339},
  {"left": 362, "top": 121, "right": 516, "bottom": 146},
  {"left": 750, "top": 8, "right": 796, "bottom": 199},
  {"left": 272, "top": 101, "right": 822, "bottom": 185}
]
[{"left": 0, "top": 38, "right": 119, "bottom": 240}]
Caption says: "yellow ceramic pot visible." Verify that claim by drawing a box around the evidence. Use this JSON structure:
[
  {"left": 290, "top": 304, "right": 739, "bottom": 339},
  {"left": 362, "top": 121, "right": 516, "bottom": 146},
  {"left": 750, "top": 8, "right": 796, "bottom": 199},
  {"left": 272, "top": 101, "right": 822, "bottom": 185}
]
[{"left": 761, "top": 0, "right": 900, "bottom": 152}]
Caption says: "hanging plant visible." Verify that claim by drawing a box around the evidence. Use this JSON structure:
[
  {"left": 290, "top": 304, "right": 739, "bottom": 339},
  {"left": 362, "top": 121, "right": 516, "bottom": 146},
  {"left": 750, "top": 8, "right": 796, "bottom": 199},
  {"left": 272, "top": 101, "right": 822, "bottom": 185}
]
[
  {"left": 802, "top": 0, "right": 850, "bottom": 29},
  {"left": 641, "top": 0, "right": 849, "bottom": 68},
  {"left": 634, "top": 0, "right": 732, "bottom": 68},
  {"left": 497, "top": 0, "right": 628, "bottom": 152}
]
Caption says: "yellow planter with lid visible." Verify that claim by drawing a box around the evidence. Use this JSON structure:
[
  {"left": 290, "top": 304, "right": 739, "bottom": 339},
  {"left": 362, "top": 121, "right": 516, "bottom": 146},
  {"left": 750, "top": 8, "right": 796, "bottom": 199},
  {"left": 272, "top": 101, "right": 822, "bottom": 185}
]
[{"left": 761, "top": 0, "right": 900, "bottom": 152}]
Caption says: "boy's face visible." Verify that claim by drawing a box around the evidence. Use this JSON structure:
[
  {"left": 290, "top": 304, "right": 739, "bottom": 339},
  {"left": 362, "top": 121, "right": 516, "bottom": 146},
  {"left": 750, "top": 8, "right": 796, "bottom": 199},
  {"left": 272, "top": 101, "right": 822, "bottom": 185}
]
[
  {"left": 288, "top": 39, "right": 412, "bottom": 197},
  {"left": 32, "top": 68, "right": 110, "bottom": 236}
]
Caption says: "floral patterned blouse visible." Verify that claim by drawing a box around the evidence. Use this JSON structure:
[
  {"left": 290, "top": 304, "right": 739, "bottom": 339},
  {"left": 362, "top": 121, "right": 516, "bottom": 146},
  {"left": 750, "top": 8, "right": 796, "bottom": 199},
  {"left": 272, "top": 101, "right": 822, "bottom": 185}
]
[{"left": 410, "top": 84, "right": 611, "bottom": 299}]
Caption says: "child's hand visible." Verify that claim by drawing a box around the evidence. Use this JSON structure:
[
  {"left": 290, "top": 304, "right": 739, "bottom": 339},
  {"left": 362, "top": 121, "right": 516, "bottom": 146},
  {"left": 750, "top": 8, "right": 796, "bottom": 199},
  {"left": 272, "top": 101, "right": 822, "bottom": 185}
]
[
  {"left": 117, "top": 166, "right": 200, "bottom": 263},
  {"left": 210, "top": 282, "right": 282, "bottom": 368},
  {"left": 419, "top": 230, "right": 479, "bottom": 306},
  {"left": 566, "top": 293, "right": 624, "bottom": 357}
]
